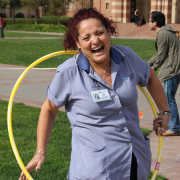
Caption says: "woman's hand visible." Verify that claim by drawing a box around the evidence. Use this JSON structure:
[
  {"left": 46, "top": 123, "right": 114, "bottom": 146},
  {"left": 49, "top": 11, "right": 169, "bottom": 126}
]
[
  {"left": 153, "top": 114, "right": 169, "bottom": 136},
  {"left": 19, "top": 154, "right": 45, "bottom": 180}
]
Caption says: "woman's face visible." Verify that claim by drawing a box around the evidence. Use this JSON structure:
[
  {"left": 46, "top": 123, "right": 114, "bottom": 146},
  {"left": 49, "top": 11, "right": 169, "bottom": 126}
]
[{"left": 76, "top": 18, "right": 111, "bottom": 65}]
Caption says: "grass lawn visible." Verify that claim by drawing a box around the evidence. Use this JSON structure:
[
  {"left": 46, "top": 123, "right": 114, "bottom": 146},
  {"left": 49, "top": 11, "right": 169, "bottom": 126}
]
[
  {"left": 4, "top": 31, "right": 62, "bottom": 37},
  {"left": 0, "top": 38, "right": 156, "bottom": 68},
  {"left": 1, "top": 99, "right": 71, "bottom": 179},
  {"left": 0, "top": 99, "right": 166, "bottom": 180}
]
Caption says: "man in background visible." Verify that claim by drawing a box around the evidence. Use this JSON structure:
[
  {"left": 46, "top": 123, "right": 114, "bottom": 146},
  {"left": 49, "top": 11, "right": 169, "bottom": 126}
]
[
  {"left": 0, "top": 15, "right": 5, "bottom": 38},
  {"left": 148, "top": 11, "right": 180, "bottom": 136}
]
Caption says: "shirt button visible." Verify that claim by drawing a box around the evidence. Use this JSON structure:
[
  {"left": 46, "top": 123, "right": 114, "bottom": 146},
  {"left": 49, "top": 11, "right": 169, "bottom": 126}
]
[
  {"left": 137, "top": 159, "right": 139, "bottom": 163},
  {"left": 124, "top": 127, "right": 127, "bottom": 130},
  {"left": 115, "top": 95, "right": 118, "bottom": 99},
  {"left": 119, "top": 111, "right": 122, "bottom": 114},
  {"left": 129, "top": 143, "right": 132, "bottom": 146}
]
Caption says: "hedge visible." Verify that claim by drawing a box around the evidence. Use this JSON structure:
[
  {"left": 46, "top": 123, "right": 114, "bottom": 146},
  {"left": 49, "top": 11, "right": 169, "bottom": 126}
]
[
  {"left": 4, "top": 24, "right": 67, "bottom": 33},
  {"left": 4, "top": 16, "right": 72, "bottom": 26}
]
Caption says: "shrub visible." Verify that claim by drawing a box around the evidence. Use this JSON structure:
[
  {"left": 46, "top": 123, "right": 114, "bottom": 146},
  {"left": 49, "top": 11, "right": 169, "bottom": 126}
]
[
  {"left": 4, "top": 16, "right": 72, "bottom": 26},
  {"left": 4, "top": 24, "right": 67, "bottom": 33}
]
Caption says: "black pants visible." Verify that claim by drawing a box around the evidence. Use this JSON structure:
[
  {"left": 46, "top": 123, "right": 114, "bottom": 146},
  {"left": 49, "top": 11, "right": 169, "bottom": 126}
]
[
  {"left": 135, "top": 16, "right": 139, "bottom": 25},
  {"left": 130, "top": 153, "right": 138, "bottom": 180}
]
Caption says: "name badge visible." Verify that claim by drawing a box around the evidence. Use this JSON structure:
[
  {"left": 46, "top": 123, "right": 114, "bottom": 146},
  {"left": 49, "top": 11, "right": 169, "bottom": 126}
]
[{"left": 91, "top": 89, "right": 111, "bottom": 102}]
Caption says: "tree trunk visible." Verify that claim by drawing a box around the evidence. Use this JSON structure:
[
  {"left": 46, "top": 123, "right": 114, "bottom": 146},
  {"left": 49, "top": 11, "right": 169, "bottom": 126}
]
[
  {"left": 35, "top": 8, "right": 39, "bottom": 25},
  {"left": 35, "top": 8, "right": 40, "bottom": 19},
  {"left": 58, "top": 15, "right": 60, "bottom": 25},
  {"left": 13, "top": 0, "right": 15, "bottom": 25},
  {"left": 35, "top": 13, "right": 37, "bottom": 24}
]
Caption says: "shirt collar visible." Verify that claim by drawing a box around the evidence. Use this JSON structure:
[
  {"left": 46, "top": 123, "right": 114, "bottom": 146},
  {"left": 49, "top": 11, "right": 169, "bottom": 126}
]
[{"left": 76, "top": 46, "right": 124, "bottom": 73}]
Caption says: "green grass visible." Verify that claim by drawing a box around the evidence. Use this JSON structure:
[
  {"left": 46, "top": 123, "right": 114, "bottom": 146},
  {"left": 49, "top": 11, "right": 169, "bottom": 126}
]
[
  {"left": 4, "top": 31, "right": 62, "bottom": 37},
  {"left": 0, "top": 99, "right": 166, "bottom": 180},
  {"left": 112, "top": 38, "right": 156, "bottom": 62},
  {"left": 0, "top": 39, "right": 72, "bottom": 68},
  {"left": 1, "top": 99, "right": 71, "bottom": 179},
  {"left": 141, "top": 127, "right": 153, "bottom": 137},
  {"left": 0, "top": 38, "right": 156, "bottom": 68}
]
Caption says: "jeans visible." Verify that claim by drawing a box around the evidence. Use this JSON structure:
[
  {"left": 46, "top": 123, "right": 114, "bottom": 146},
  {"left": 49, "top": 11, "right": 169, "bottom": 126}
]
[
  {"left": 135, "top": 16, "right": 139, "bottom": 25},
  {"left": 0, "top": 27, "right": 4, "bottom": 38},
  {"left": 164, "top": 74, "right": 180, "bottom": 133}
]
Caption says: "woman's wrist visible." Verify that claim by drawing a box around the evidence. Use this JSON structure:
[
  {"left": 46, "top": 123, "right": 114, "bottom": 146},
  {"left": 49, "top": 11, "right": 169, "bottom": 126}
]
[{"left": 34, "top": 151, "right": 46, "bottom": 157}]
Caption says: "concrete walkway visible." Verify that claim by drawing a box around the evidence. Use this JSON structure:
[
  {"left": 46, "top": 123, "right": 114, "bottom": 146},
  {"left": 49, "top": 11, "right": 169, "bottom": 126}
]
[{"left": 1, "top": 25, "right": 180, "bottom": 179}]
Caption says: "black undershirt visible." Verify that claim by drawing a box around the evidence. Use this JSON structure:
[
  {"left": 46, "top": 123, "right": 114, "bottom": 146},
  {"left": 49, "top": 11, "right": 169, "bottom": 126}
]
[{"left": 130, "top": 153, "right": 138, "bottom": 180}]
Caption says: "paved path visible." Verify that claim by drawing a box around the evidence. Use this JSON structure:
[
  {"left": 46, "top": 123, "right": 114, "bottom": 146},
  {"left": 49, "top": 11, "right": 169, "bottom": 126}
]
[{"left": 1, "top": 25, "right": 180, "bottom": 179}]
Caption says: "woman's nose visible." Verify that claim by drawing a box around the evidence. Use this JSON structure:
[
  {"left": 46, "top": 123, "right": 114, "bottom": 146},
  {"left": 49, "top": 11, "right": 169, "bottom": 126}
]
[{"left": 91, "top": 35, "right": 99, "bottom": 43}]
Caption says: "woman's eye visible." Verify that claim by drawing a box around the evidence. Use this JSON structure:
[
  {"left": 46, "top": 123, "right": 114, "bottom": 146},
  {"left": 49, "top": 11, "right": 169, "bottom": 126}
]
[
  {"left": 83, "top": 37, "right": 89, "bottom": 40},
  {"left": 98, "top": 32, "right": 103, "bottom": 35}
]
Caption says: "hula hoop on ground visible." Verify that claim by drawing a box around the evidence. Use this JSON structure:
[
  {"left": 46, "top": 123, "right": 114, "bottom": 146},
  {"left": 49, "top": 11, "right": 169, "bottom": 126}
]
[{"left": 7, "top": 51, "right": 162, "bottom": 180}]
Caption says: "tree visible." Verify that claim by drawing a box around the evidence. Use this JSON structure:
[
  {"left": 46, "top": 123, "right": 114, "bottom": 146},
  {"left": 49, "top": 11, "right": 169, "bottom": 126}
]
[
  {"left": 0, "top": 0, "right": 8, "bottom": 14},
  {"left": 73, "top": 0, "right": 93, "bottom": 10},
  {"left": 20, "top": 0, "right": 46, "bottom": 24},
  {"left": 9, "top": 0, "right": 21, "bottom": 24},
  {"left": 0, "top": 0, "right": 21, "bottom": 24},
  {"left": 46, "top": 0, "right": 71, "bottom": 25}
]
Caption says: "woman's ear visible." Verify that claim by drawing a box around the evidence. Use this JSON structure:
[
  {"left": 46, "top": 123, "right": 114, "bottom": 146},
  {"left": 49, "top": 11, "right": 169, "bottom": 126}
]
[{"left": 75, "top": 41, "right": 81, "bottom": 50}]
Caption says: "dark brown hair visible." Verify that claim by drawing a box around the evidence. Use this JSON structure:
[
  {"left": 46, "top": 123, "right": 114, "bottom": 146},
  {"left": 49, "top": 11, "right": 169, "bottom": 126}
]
[{"left": 63, "top": 8, "right": 118, "bottom": 50}]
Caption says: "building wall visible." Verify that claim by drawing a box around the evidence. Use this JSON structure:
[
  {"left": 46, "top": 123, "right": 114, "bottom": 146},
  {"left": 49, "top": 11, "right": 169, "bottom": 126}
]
[
  {"left": 1, "top": 6, "right": 35, "bottom": 18},
  {"left": 94, "top": 0, "right": 131, "bottom": 23},
  {"left": 93, "top": 0, "right": 179, "bottom": 24},
  {"left": 177, "top": 1, "right": 180, "bottom": 23},
  {"left": 172, "top": 0, "right": 180, "bottom": 23},
  {"left": 136, "top": 0, "right": 151, "bottom": 23},
  {"left": 151, "top": 0, "right": 172, "bottom": 24},
  {"left": 1, "top": 0, "right": 179, "bottom": 24}
]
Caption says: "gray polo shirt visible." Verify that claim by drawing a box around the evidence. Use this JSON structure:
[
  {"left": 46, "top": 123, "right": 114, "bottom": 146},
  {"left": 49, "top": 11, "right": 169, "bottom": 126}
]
[{"left": 46, "top": 45, "right": 151, "bottom": 180}]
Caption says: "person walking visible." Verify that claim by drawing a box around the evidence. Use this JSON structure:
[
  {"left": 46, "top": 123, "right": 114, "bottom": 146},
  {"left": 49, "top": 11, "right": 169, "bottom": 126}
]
[
  {"left": 148, "top": 11, "right": 180, "bottom": 136},
  {"left": 19, "top": 8, "right": 169, "bottom": 180},
  {"left": 0, "top": 15, "right": 5, "bottom": 38}
]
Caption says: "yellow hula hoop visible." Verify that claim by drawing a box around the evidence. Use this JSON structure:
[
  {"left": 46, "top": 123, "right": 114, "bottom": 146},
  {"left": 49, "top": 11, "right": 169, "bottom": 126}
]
[{"left": 7, "top": 51, "right": 162, "bottom": 180}]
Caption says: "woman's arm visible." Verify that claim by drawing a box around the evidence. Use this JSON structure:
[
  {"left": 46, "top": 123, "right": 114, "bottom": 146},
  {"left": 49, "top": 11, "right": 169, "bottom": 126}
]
[
  {"left": 146, "top": 68, "right": 170, "bottom": 135},
  {"left": 19, "top": 98, "right": 59, "bottom": 180},
  {"left": 37, "top": 98, "right": 59, "bottom": 151}
]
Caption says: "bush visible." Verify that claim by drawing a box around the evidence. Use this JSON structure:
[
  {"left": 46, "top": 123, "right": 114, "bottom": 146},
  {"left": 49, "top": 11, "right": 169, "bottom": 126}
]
[
  {"left": 4, "top": 16, "right": 72, "bottom": 26},
  {"left": 41, "top": 16, "right": 72, "bottom": 26},
  {"left": 4, "top": 24, "right": 67, "bottom": 33}
]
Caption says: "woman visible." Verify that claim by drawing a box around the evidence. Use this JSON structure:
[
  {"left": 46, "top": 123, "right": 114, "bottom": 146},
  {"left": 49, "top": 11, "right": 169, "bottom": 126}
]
[
  {"left": 134, "top": 9, "right": 139, "bottom": 26},
  {"left": 19, "top": 8, "right": 169, "bottom": 180}
]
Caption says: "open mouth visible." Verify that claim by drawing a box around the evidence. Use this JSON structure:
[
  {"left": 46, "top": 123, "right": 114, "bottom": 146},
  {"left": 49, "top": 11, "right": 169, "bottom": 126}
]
[{"left": 92, "top": 46, "right": 104, "bottom": 54}]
